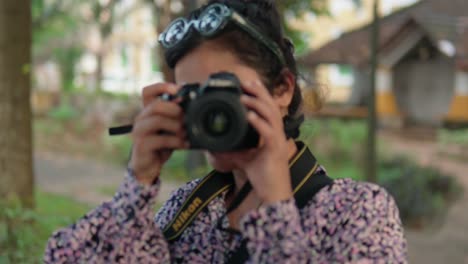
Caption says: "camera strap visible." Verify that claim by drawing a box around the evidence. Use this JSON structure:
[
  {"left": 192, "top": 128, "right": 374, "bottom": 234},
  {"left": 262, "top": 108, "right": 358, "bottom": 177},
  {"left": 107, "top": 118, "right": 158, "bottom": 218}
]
[
  {"left": 162, "top": 142, "right": 334, "bottom": 252},
  {"left": 225, "top": 169, "right": 333, "bottom": 264}
]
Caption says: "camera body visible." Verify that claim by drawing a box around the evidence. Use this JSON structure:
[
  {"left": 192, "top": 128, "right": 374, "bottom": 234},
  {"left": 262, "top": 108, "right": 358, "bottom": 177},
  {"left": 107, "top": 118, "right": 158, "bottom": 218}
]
[{"left": 161, "top": 72, "right": 259, "bottom": 152}]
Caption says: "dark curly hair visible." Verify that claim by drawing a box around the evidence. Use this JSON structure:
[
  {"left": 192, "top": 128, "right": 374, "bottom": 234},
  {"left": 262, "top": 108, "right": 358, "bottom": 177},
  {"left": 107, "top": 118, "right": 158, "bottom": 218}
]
[{"left": 164, "top": 0, "right": 305, "bottom": 139}]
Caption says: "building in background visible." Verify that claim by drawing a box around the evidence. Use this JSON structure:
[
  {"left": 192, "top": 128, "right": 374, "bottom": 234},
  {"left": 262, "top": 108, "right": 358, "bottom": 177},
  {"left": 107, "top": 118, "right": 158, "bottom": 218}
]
[
  {"left": 299, "top": 0, "right": 468, "bottom": 126},
  {"left": 290, "top": 0, "right": 419, "bottom": 104},
  {"left": 77, "top": 1, "right": 163, "bottom": 94}
]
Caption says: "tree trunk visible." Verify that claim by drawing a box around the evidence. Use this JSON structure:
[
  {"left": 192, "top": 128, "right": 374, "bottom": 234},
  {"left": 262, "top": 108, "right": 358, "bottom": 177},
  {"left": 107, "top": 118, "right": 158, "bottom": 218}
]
[
  {"left": 157, "top": 43, "right": 174, "bottom": 82},
  {"left": 155, "top": 0, "right": 175, "bottom": 82},
  {"left": 0, "top": 0, "right": 34, "bottom": 208},
  {"left": 95, "top": 51, "right": 104, "bottom": 92},
  {"left": 366, "top": 0, "right": 379, "bottom": 183}
]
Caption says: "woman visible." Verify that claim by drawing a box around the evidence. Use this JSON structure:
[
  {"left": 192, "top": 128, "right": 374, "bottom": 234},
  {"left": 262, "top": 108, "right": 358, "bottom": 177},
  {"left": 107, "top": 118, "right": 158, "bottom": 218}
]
[{"left": 45, "top": 0, "right": 407, "bottom": 263}]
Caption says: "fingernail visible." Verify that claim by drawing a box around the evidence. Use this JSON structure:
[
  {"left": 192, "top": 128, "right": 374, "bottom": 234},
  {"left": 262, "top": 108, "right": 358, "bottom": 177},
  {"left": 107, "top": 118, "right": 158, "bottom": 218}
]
[
  {"left": 169, "top": 85, "right": 178, "bottom": 93},
  {"left": 248, "top": 111, "right": 257, "bottom": 119}
]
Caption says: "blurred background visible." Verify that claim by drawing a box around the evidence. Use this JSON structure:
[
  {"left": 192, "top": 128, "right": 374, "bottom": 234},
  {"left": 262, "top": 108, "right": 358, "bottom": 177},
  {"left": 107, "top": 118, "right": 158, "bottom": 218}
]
[{"left": 1, "top": 0, "right": 467, "bottom": 263}]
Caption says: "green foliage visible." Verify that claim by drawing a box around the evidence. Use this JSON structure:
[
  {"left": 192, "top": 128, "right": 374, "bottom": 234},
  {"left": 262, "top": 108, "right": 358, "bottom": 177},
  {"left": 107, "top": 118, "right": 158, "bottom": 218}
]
[
  {"left": 53, "top": 47, "right": 84, "bottom": 93},
  {"left": 351, "top": 0, "right": 363, "bottom": 8},
  {"left": 97, "top": 89, "right": 133, "bottom": 101},
  {"left": 278, "top": 0, "right": 330, "bottom": 21},
  {"left": 299, "top": 119, "right": 367, "bottom": 180},
  {"left": 32, "top": 0, "right": 81, "bottom": 51},
  {"left": 103, "top": 133, "right": 206, "bottom": 181},
  {"left": 161, "top": 151, "right": 210, "bottom": 182},
  {"left": 299, "top": 119, "right": 462, "bottom": 228},
  {"left": 277, "top": 0, "right": 328, "bottom": 55},
  {"left": 438, "top": 128, "right": 468, "bottom": 146},
  {"left": 378, "top": 157, "right": 462, "bottom": 228},
  {"left": 0, "top": 192, "right": 90, "bottom": 263},
  {"left": 47, "top": 103, "right": 78, "bottom": 122},
  {"left": 34, "top": 117, "right": 64, "bottom": 135},
  {"left": 276, "top": 0, "right": 366, "bottom": 55},
  {"left": 284, "top": 28, "right": 313, "bottom": 56},
  {"left": 32, "top": 0, "right": 85, "bottom": 96},
  {"left": 104, "top": 134, "right": 133, "bottom": 165}
]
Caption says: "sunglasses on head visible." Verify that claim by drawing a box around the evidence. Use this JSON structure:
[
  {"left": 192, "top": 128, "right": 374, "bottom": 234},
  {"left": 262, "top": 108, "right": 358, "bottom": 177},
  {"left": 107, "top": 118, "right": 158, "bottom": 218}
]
[{"left": 158, "top": 3, "right": 286, "bottom": 66}]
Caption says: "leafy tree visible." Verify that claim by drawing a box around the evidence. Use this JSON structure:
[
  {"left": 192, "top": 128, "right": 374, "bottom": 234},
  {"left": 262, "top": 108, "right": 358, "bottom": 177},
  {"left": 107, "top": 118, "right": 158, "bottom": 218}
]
[
  {"left": 91, "top": 0, "right": 121, "bottom": 92},
  {"left": 277, "top": 0, "right": 328, "bottom": 55},
  {"left": 54, "top": 47, "right": 84, "bottom": 93},
  {"left": 32, "top": 0, "right": 84, "bottom": 93}
]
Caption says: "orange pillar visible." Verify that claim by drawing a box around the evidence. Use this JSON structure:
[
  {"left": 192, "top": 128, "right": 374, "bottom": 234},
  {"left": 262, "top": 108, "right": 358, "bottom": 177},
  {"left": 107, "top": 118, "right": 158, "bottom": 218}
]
[
  {"left": 376, "top": 67, "right": 400, "bottom": 117},
  {"left": 446, "top": 70, "right": 468, "bottom": 122}
]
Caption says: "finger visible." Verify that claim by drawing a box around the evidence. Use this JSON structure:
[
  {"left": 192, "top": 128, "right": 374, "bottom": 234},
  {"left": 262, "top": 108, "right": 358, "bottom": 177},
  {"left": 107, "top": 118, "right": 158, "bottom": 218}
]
[
  {"left": 142, "top": 83, "right": 179, "bottom": 107},
  {"left": 137, "top": 100, "right": 183, "bottom": 120},
  {"left": 133, "top": 116, "right": 185, "bottom": 137},
  {"left": 246, "top": 111, "right": 275, "bottom": 144},
  {"left": 241, "top": 80, "right": 273, "bottom": 103},
  {"left": 242, "top": 80, "right": 280, "bottom": 115},
  {"left": 241, "top": 94, "right": 280, "bottom": 128}
]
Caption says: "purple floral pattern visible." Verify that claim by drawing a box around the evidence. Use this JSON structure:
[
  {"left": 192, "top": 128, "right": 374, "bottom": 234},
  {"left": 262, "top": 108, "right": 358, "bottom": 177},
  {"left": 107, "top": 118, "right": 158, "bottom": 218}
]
[{"left": 45, "top": 167, "right": 408, "bottom": 263}]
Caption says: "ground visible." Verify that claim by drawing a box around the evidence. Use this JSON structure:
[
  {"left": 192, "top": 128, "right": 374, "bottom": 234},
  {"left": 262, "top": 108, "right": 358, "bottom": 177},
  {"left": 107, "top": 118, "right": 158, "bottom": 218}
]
[
  {"left": 35, "top": 132, "right": 468, "bottom": 263},
  {"left": 381, "top": 131, "right": 468, "bottom": 264},
  {"left": 34, "top": 151, "right": 181, "bottom": 206}
]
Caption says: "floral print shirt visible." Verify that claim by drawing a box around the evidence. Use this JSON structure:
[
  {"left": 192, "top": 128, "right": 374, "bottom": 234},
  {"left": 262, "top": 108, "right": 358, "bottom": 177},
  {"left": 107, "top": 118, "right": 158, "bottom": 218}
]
[{"left": 44, "top": 168, "right": 408, "bottom": 263}]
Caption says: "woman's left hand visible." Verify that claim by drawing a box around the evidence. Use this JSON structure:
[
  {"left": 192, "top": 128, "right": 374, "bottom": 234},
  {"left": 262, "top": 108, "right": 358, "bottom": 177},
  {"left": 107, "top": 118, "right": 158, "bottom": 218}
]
[{"left": 236, "top": 80, "right": 293, "bottom": 205}]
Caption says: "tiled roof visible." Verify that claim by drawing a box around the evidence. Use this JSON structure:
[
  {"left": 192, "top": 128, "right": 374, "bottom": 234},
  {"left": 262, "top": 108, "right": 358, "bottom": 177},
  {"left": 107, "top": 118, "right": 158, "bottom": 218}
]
[{"left": 299, "top": 0, "right": 468, "bottom": 68}]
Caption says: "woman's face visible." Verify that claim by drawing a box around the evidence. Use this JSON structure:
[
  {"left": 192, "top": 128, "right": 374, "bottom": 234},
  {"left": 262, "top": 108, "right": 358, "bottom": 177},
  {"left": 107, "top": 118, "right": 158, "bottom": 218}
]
[{"left": 174, "top": 40, "right": 287, "bottom": 172}]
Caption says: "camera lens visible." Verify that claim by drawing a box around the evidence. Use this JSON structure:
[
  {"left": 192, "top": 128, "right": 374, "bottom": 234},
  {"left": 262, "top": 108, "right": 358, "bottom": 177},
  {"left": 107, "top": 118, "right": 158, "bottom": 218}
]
[
  {"left": 203, "top": 110, "right": 230, "bottom": 136},
  {"left": 185, "top": 87, "right": 258, "bottom": 151}
]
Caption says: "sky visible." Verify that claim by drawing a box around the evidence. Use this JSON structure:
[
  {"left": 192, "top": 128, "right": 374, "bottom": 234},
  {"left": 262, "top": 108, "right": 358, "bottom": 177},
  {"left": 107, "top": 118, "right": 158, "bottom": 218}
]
[
  {"left": 330, "top": 0, "right": 420, "bottom": 16},
  {"left": 381, "top": 0, "right": 420, "bottom": 14}
]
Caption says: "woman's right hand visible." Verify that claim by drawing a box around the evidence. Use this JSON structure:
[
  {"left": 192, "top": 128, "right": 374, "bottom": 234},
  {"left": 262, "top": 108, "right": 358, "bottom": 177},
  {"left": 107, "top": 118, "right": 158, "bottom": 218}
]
[{"left": 129, "top": 83, "right": 188, "bottom": 185}]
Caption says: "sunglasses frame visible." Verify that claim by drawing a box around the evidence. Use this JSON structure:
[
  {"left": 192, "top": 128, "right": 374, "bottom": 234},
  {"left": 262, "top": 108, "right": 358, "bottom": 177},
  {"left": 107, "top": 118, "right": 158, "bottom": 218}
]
[{"left": 158, "top": 3, "right": 286, "bottom": 66}]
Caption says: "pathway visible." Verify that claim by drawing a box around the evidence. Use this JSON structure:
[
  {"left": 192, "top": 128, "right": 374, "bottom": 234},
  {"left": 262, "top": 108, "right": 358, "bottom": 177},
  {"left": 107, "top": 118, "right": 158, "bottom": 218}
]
[{"left": 34, "top": 152, "right": 181, "bottom": 206}]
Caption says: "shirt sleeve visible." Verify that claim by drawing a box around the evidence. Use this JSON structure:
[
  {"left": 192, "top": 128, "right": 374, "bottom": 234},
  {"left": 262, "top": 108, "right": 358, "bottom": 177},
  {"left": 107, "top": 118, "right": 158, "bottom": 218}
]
[
  {"left": 44, "top": 170, "right": 171, "bottom": 264},
  {"left": 239, "top": 181, "right": 408, "bottom": 263}
]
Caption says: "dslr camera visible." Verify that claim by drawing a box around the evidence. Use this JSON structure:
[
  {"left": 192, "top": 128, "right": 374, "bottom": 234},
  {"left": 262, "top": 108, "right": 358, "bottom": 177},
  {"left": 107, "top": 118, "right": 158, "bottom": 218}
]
[{"left": 161, "top": 72, "right": 259, "bottom": 152}]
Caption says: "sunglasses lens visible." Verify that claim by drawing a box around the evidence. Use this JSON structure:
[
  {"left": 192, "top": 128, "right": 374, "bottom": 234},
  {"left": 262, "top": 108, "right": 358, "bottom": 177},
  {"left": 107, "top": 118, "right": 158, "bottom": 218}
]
[
  {"left": 162, "top": 19, "right": 188, "bottom": 47},
  {"left": 199, "top": 6, "right": 225, "bottom": 35}
]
